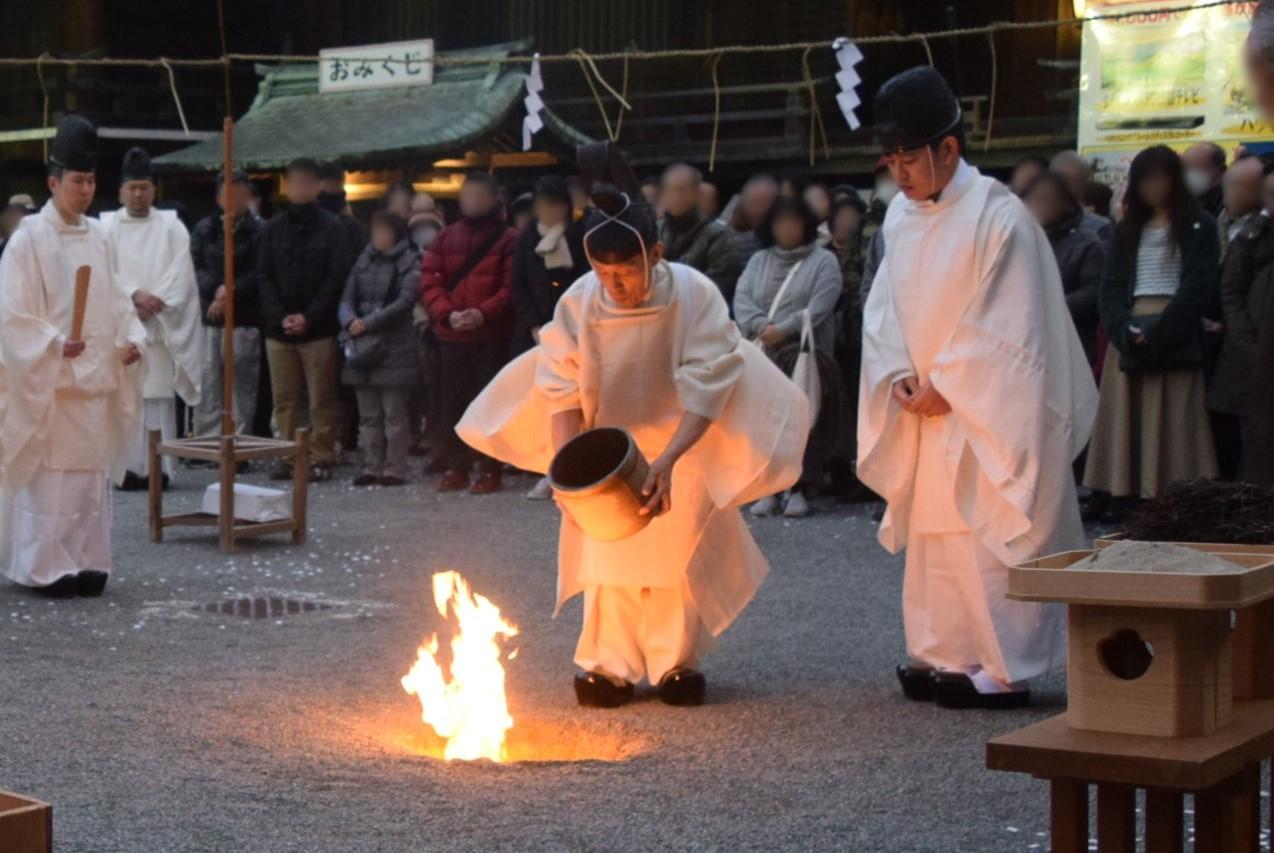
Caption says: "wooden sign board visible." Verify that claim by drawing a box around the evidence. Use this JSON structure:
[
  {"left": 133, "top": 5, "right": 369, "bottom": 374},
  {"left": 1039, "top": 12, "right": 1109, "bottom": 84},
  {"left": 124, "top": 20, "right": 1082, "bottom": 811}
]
[
  {"left": 319, "top": 40, "right": 434, "bottom": 93},
  {"left": 0, "top": 789, "right": 51, "bottom": 853}
]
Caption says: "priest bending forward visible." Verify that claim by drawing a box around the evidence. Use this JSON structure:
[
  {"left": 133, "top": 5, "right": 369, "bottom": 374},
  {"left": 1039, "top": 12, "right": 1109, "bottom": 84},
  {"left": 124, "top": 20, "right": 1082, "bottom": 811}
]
[
  {"left": 858, "top": 68, "right": 1097, "bottom": 709},
  {"left": 459, "top": 187, "right": 808, "bottom": 707},
  {"left": 0, "top": 115, "right": 145, "bottom": 598}
]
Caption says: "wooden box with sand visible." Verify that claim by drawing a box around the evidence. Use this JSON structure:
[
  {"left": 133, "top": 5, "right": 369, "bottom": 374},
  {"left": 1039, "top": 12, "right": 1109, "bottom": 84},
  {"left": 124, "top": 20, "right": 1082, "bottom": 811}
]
[{"left": 1010, "top": 541, "right": 1274, "bottom": 738}]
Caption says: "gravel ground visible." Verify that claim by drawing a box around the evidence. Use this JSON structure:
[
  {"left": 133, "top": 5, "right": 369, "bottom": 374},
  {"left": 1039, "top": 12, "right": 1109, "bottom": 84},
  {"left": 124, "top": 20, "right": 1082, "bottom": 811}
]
[{"left": 0, "top": 463, "right": 1090, "bottom": 852}]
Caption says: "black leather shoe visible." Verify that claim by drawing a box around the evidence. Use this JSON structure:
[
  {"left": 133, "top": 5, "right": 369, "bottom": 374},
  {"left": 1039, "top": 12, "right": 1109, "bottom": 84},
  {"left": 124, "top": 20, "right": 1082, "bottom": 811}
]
[
  {"left": 352, "top": 473, "right": 379, "bottom": 487},
  {"left": 116, "top": 471, "right": 145, "bottom": 492},
  {"left": 657, "top": 669, "right": 706, "bottom": 706},
  {"left": 76, "top": 571, "right": 109, "bottom": 597},
  {"left": 34, "top": 575, "right": 79, "bottom": 598},
  {"left": 573, "top": 672, "right": 634, "bottom": 708},
  {"left": 931, "top": 671, "right": 1030, "bottom": 710},
  {"left": 896, "top": 664, "right": 935, "bottom": 701}
]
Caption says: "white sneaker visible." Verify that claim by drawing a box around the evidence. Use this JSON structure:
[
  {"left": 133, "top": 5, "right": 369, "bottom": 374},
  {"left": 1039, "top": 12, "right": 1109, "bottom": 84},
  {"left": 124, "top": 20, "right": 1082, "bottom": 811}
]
[
  {"left": 750, "top": 494, "right": 779, "bottom": 517},
  {"left": 525, "top": 476, "right": 553, "bottom": 500},
  {"left": 783, "top": 491, "right": 811, "bottom": 518}
]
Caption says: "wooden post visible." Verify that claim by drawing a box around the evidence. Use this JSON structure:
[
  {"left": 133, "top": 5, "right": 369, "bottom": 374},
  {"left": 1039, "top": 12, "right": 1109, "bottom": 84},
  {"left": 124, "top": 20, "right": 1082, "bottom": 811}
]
[
  {"left": 1095, "top": 784, "right": 1136, "bottom": 853},
  {"left": 1048, "top": 779, "right": 1088, "bottom": 853},
  {"left": 291, "top": 428, "right": 309, "bottom": 545},
  {"left": 147, "top": 429, "right": 163, "bottom": 543},
  {"left": 218, "top": 434, "right": 235, "bottom": 554},
  {"left": 1195, "top": 764, "right": 1261, "bottom": 853},
  {"left": 1143, "top": 789, "right": 1183, "bottom": 853},
  {"left": 1233, "top": 599, "right": 1274, "bottom": 700},
  {"left": 221, "top": 117, "right": 236, "bottom": 439}
]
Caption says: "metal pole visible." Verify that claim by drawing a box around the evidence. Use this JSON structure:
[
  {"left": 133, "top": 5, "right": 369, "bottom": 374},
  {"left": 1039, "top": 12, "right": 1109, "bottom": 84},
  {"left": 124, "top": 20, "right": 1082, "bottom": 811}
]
[{"left": 221, "top": 116, "right": 235, "bottom": 437}]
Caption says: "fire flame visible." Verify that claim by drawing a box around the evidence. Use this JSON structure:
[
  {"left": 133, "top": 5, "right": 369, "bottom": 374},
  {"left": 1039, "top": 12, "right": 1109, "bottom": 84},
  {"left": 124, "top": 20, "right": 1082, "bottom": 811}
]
[{"left": 401, "top": 571, "right": 518, "bottom": 762}]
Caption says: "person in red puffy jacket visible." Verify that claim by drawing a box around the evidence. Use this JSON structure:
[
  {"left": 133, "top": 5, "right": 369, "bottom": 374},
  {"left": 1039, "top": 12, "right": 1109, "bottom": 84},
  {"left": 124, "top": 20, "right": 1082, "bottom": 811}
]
[{"left": 420, "top": 171, "right": 517, "bottom": 494}]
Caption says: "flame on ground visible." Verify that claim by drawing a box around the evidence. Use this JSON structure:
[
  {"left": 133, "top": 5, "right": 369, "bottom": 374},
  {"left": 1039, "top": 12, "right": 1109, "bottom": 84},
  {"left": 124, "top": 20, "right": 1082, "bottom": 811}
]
[{"left": 400, "top": 571, "right": 518, "bottom": 762}]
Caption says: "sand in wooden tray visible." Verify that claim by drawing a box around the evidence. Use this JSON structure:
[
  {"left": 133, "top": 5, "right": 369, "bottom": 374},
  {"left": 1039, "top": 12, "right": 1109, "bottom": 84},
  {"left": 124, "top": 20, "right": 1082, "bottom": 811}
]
[{"left": 1070, "top": 540, "right": 1247, "bottom": 574}]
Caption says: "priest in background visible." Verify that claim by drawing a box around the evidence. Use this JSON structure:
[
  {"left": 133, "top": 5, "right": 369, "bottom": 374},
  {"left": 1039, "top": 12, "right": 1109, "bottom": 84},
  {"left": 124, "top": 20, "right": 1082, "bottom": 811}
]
[
  {"left": 858, "top": 68, "right": 1098, "bottom": 709},
  {"left": 0, "top": 115, "right": 145, "bottom": 597},
  {"left": 102, "top": 147, "right": 203, "bottom": 490}
]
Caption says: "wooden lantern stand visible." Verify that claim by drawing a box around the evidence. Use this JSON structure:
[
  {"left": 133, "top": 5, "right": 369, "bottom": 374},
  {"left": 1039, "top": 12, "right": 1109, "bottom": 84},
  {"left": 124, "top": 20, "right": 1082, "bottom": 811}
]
[
  {"left": 147, "top": 117, "right": 309, "bottom": 554},
  {"left": 986, "top": 541, "right": 1274, "bottom": 852}
]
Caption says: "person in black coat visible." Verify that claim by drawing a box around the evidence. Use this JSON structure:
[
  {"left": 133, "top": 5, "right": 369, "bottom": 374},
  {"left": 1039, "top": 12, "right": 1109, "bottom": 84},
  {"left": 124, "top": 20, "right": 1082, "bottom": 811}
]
[
  {"left": 1021, "top": 170, "right": 1106, "bottom": 367},
  {"left": 508, "top": 175, "right": 590, "bottom": 356},
  {"left": 257, "top": 158, "right": 350, "bottom": 480},
  {"left": 189, "top": 169, "right": 264, "bottom": 438}
]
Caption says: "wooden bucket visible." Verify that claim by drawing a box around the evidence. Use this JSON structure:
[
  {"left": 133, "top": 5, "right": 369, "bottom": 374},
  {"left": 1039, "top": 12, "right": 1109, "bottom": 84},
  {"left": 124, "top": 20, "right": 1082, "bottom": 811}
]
[{"left": 549, "top": 427, "right": 651, "bottom": 542}]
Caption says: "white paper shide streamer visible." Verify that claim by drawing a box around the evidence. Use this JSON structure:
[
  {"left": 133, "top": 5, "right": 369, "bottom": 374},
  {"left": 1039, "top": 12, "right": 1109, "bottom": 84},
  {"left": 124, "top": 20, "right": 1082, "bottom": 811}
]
[
  {"left": 522, "top": 54, "right": 544, "bottom": 151},
  {"left": 832, "top": 37, "right": 864, "bottom": 130}
]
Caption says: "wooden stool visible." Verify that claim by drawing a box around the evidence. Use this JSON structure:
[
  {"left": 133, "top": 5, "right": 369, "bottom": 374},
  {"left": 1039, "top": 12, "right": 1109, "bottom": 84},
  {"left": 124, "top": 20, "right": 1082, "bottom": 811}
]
[
  {"left": 148, "top": 429, "right": 309, "bottom": 554},
  {"left": 987, "top": 701, "right": 1274, "bottom": 852}
]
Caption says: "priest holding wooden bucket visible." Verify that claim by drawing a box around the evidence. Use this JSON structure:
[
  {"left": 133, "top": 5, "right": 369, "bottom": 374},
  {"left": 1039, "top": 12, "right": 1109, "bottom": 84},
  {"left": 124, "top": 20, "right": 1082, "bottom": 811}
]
[
  {"left": 0, "top": 115, "right": 145, "bottom": 597},
  {"left": 459, "top": 186, "right": 809, "bottom": 707}
]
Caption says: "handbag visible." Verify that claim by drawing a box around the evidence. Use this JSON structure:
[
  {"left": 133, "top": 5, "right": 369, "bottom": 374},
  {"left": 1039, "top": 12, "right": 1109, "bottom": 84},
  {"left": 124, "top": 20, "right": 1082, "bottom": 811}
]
[
  {"left": 790, "top": 308, "right": 822, "bottom": 425},
  {"left": 1117, "top": 314, "right": 1205, "bottom": 373},
  {"left": 753, "top": 258, "right": 804, "bottom": 352}
]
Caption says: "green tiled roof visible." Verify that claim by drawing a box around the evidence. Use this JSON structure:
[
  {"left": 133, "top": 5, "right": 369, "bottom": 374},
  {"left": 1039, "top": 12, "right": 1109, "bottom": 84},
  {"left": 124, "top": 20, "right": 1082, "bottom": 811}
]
[{"left": 154, "top": 42, "right": 590, "bottom": 171}]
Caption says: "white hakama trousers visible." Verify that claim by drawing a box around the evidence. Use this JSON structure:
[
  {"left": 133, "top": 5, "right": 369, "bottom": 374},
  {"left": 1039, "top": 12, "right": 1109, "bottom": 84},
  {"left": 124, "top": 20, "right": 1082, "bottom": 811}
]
[
  {"left": 903, "top": 529, "right": 1064, "bottom": 686},
  {"left": 574, "top": 581, "right": 718, "bottom": 686},
  {"left": 0, "top": 468, "right": 113, "bottom": 587},
  {"left": 123, "top": 398, "right": 177, "bottom": 478}
]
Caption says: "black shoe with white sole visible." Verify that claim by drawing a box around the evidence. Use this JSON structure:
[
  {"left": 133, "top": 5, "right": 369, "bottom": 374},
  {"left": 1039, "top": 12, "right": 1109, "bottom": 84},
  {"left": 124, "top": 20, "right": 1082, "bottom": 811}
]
[{"left": 931, "top": 671, "right": 1030, "bottom": 710}]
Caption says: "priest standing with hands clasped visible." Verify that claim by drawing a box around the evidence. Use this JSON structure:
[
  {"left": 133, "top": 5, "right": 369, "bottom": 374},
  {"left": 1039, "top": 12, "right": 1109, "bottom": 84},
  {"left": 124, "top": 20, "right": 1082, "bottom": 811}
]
[
  {"left": 0, "top": 115, "right": 146, "bottom": 598},
  {"left": 102, "top": 147, "right": 203, "bottom": 491},
  {"left": 857, "top": 68, "right": 1098, "bottom": 709}
]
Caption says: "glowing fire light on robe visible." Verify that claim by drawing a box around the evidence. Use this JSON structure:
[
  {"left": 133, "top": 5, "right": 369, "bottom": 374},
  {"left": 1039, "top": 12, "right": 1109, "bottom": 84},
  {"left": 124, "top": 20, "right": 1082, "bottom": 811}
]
[{"left": 401, "top": 571, "right": 519, "bottom": 762}]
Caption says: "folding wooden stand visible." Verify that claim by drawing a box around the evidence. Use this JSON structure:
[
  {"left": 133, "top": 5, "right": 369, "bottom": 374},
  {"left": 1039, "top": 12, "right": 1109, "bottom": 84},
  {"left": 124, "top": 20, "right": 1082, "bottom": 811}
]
[
  {"left": 143, "top": 117, "right": 311, "bottom": 556},
  {"left": 987, "top": 542, "right": 1274, "bottom": 852},
  {"left": 147, "top": 429, "right": 308, "bottom": 554}
]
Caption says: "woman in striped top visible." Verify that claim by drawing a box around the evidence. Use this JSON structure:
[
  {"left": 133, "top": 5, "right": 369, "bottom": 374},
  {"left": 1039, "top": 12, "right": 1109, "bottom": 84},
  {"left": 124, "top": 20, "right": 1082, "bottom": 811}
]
[{"left": 1083, "top": 145, "right": 1220, "bottom": 520}]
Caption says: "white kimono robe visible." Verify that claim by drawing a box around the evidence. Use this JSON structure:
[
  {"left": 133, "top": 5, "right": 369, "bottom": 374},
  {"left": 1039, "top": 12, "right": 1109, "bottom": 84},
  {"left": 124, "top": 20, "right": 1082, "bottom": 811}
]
[
  {"left": 459, "top": 262, "right": 809, "bottom": 683},
  {"left": 101, "top": 208, "right": 202, "bottom": 477},
  {"left": 0, "top": 202, "right": 146, "bottom": 586},
  {"left": 858, "top": 161, "right": 1098, "bottom": 685}
]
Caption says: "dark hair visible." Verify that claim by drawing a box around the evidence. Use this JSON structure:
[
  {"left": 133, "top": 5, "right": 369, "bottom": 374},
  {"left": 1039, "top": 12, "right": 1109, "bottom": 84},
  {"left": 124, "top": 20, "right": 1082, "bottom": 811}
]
[
  {"left": 533, "top": 174, "right": 571, "bottom": 208},
  {"left": 216, "top": 168, "right": 250, "bottom": 187},
  {"left": 370, "top": 210, "right": 408, "bottom": 245},
  {"left": 1021, "top": 170, "right": 1081, "bottom": 218},
  {"left": 831, "top": 193, "right": 867, "bottom": 219},
  {"left": 640, "top": 175, "right": 659, "bottom": 188},
  {"left": 286, "top": 157, "right": 321, "bottom": 178},
  {"left": 758, "top": 195, "right": 820, "bottom": 248},
  {"left": 1200, "top": 142, "right": 1227, "bottom": 172},
  {"left": 1118, "top": 145, "right": 1198, "bottom": 258},
  {"left": 582, "top": 184, "right": 657, "bottom": 263},
  {"left": 1082, "top": 180, "right": 1114, "bottom": 218},
  {"left": 318, "top": 161, "right": 344, "bottom": 182},
  {"left": 464, "top": 170, "right": 499, "bottom": 194},
  {"left": 47, "top": 164, "right": 65, "bottom": 179},
  {"left": 1015, "top": 154, "right": 1049, "bottom": 173}
]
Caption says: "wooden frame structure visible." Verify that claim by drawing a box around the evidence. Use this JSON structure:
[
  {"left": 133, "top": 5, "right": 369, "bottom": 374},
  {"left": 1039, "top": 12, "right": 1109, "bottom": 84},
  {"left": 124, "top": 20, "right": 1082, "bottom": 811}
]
[
  {"left": 146, "top": 117, "right": 308, "bottom": 554},
  {"left": 148, "top": 429, "right": 308, "bottom": 553},
  {"left": 988, "top": 541, "right": 1274, "bottom": 851}
]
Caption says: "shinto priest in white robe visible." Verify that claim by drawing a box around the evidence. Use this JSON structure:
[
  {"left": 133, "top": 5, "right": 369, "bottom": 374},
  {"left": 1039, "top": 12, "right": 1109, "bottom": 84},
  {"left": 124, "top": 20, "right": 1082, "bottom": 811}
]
[
  {"left": 858, "top": 160, "right": 1098, "bottom": 686},
  {"left": 101, "top": 207, "right": 202, "bottom": 478},
  {"left": 0, "top": 202, "right": 146, "bottom": 586},
  {"left": 459, "top": 261, "right": 809, "bottom": 684}
]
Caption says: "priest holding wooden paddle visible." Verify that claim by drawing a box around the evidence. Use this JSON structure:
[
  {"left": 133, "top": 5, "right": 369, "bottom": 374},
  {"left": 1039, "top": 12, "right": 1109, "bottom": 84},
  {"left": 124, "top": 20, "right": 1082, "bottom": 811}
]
[{"left": 0, "top": 115, "right": 146, "bottom": 597}]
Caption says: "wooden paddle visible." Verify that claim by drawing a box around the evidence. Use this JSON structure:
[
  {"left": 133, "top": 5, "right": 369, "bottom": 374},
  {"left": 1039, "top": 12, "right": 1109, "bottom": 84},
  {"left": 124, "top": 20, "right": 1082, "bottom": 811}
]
[{"left": 70, "top": 265, "right": 90, "bottom": 342}]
